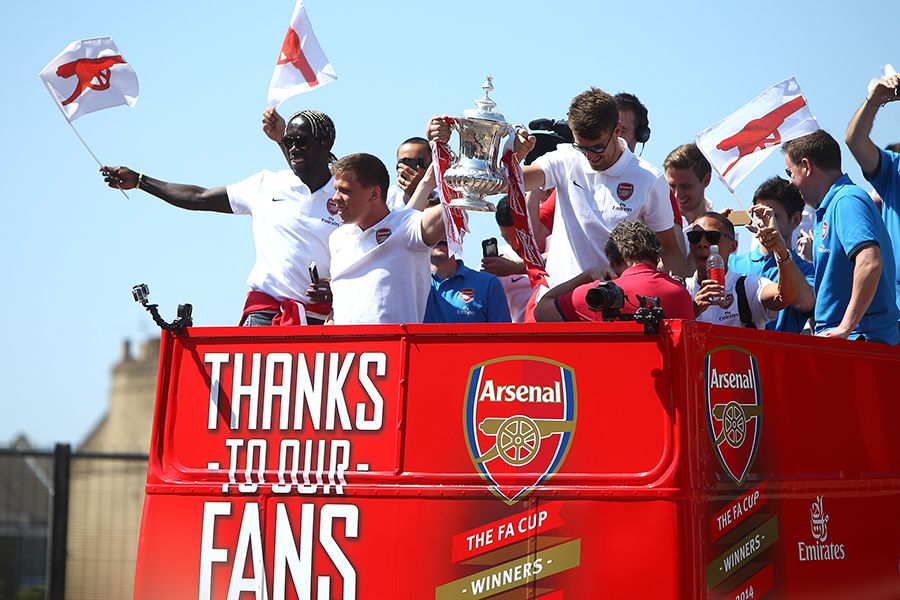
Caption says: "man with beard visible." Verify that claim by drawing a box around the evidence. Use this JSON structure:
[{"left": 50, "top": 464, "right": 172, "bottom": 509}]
[{"left": 100, "top": 109, "right": 338, "bottom": 325}]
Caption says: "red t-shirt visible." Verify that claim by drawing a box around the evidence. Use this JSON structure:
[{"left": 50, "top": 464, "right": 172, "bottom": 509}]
[
  {"left": 555, "top": 263, "right": 694, "bottom": 321},
  {"left": 539, "top": 190, "right": 556, "bottom": 232}
]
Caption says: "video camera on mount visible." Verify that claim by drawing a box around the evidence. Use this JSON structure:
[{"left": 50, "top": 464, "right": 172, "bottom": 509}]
[{"left": 585, "top": 280, "right": 666, "bottom": 334}]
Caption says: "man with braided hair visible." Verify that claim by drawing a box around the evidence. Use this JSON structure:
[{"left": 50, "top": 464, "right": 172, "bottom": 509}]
[{"left": 100, "top": 108, "right": 339, "bottom": 325}]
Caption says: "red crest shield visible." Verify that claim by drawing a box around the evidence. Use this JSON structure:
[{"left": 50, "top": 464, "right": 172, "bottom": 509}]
[
  {"left": 326, "top": 198, "right": 338, "bottom": 215},
  {"left": 375, "top": 228, "right": 391, "bottom": 244},
  {"left": 617, "top": 182, "right": 634, "bottom": 201},
  {"left": 821, "top": 221, "right": 828, "bottom": 239},
  {"left": 459, "top": 288, "right": 475, "bottom": 303},
  {"left": 705, "top": 347, "right": 762, "bottom": 484},
  {"left": 464, "top": 356, "right": 577, "bottom": 502}
]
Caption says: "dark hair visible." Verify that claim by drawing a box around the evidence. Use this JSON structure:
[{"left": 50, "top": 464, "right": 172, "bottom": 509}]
[
  {"left": 886, "top": 142, "right": 900, "bottom": 153},
  {"left": 604, "top": 220, "right": 661, "bottom": 264},
  {"left": 614, "top": 92, "right": 650, "bottom": 142},
  {"left": 664, "top": 143, "right": 712, "bottom": 180},
  {"left": 288, "top": 110, "right": 337, "bottom": 163},
  {"left": 782, "top": 129, "right": 841, "bottom": 172},
  {"left": 400, "top": 136, "right": 429, "bottom": 147},
  {"left": 752, "top": 176, "right": 804, "bottom": 217},
  {"left": 332, "top": 153, "right": 390, "bottom": 201},
  {"left": 693, "top": 211, "right": 736, "bottom": 238},
  {"left": 568, "top": 87, "right": 618, "bottom": 139},
  {"left": 495, "top": 196, "right": 513, "bottom": 227}
]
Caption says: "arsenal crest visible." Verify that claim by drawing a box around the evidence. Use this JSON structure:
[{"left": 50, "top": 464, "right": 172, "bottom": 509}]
[
  {"left": 821, "top": 221, "right": 828, "bottom": 239},
  {"left": 459, "top": 288, "right": 475, "bottom": 303},
  {"left": 326, "top": 197, "right": 339, "bottom": 215},
  {"left": 705, "top": 347, "right": 762, "bottom": 484},
  {"left": 617, "top": 182, "right": 634, "bottom": 201},
  {"left": 375, "top": 228, "right": 391, "bottom": 244},
  {"left": 464, "top": 356, "right": 577, "bottom": 503}
]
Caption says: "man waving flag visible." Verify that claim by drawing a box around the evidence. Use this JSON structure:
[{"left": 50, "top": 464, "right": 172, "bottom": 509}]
[
  {"left": 39, "top": 37, "right": 138, "bottom": 121},
  {"left": 267, "top": 0, "right": 337, "bottom": 108},
  {"left": 696, "top": 77, "right": 818, "bottom": 191}
]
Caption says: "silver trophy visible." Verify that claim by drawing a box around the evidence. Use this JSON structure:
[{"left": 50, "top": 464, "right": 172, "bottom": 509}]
[{"left": 443, "top": 76, "right": 510, "bottom": 212}]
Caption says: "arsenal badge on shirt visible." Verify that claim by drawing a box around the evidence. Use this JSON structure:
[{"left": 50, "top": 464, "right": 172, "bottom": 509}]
[
  {"left": 459, "top": 288, "right": 475, "bottom": 303},
  {"left": 375, "top": 228, "right": 391, "bottom": 244},
  {"left": 617, "top": 183, "right": 634, "bottom": 201}
]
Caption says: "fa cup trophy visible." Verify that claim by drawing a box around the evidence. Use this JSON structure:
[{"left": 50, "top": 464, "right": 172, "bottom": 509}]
[{"left": 443, "top": 76, "right": 511, "bottom": 212}]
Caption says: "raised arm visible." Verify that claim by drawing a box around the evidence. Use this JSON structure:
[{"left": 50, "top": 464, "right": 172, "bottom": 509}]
[
  {"left": 100, "top": 166, "right": 232, "bottom": 213},
  {"left": 752, "top": 205, "right": 814, "bottom": 312},
  {"left": 262, "top": 107, "right": 291, "bottom": 166},
  {"left": 420, "top": 203, "right": 447, "bottom": 247},
  {"left": 846, "top": 74, "right": 900, "bottom": 176}
]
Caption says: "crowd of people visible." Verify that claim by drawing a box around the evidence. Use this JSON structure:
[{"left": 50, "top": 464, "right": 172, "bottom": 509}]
[{"left": 99, "top": 73, "right": 900, "bottom": 345}]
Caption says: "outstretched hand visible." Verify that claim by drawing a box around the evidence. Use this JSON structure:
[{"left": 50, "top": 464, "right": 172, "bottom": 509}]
[
  {"left": 100, "top": 165, "right": 138, "bottom": 190},
  {"left": 513, "top": 127, "right": 536, "bottom": 162},
  {"left": 868, "top": 74, "right": 900, "bottom": 106}
]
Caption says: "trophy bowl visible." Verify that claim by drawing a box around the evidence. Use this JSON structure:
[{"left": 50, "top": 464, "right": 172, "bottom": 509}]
[{"left": 443, "top": 76, "right": 510, "bottom": 212}]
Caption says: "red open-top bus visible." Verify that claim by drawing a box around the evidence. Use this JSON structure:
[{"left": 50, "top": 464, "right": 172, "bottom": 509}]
[{"left": 134, "top": 320, "right": 900, "bottom": 599}]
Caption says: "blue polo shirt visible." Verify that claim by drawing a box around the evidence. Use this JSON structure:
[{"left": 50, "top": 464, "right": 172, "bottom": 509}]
[
  {"left": 812, "top": 174, "right": 899, "bottom": 344},
  {"left": 864, "top": 147, "right": 900, "bottom": 317},
  {"left": 424, "top": 261, "right": 512, "bottom": 323},
  {"left": 729, "top": 248, "right": 815, "bottom": 334}
]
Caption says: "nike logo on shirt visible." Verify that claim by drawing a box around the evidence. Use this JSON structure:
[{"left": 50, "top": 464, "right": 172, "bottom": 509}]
[
  {"left": 510, "top": 276, "right": 525, "bottom": 283},
  {"left": 272, "top": 197, "right": 289, "bottom": 202},
  {"left": 572, "top": 180, "right": 584, "bottom": 189}
]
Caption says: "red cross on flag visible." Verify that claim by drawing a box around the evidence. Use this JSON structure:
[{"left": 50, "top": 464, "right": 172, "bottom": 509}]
[
  {"left": 267, "top": 0, "right": 337, "bottom": 108},
  {"left": 39, "top": 37, "right": 138, "bottom": 122},
  {"left": 695, "top": 78, "right": 818, "bottom": 192}
]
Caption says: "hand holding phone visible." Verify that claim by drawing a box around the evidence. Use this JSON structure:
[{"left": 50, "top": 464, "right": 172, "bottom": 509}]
[
  {"left": 482, "top": 237, "right": 499, "bottom": 258},
  {"left": 309, "top": 261, "right": 320, "bottom": 286}
]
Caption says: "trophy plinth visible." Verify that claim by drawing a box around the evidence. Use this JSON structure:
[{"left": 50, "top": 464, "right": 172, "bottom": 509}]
[{"left": 443, "top": 76, "right": 510, "bottom": 212}]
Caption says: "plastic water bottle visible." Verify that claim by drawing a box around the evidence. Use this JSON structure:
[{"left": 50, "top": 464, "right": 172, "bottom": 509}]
[{"left": 707, "top": 244, "right": 726, "bottom": 302}]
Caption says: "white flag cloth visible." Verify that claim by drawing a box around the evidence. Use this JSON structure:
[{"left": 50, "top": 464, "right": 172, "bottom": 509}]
[
  {"left": 39, "top": 37, "right": 138, "bottom": 122},
  {"left": 868, "top": 64, "right": 897, "bottom": 95},
  {"left": 267, "top": 0, "right": 337, "bottom": 108},
  {"left": 695, "top": 77, "right": 818, "bottom": 192}
]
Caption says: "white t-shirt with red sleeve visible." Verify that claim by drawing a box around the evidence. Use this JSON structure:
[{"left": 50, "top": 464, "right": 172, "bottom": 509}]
[
  {"left": 226, "top": 170, "right": 339, "bottom": 312},
  {"left": 329, "top": 208, "right": 433, "bottom": 325},
  {"left": 535, "top": 142, "right": 675, "bottom": 287}
]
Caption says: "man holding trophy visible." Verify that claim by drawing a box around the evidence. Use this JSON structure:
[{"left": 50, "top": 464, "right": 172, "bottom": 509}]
[{"left": 428, "top": 85, "right": 691, "bottom": 290}]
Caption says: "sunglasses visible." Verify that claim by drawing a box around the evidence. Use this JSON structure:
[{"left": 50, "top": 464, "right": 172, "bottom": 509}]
[
  {"left": 282, "top": 135, "right": 315, "bottom": 149},
  {"left": 687, "top": 229, "right": 732, "bottom": 245},
  {"left": 572, "top": 128, "right": 616, "bottom": 155}
]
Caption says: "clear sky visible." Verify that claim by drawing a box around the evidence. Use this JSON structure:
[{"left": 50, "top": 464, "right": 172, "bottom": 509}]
[{"left": 2, "top": 0, "right": 898, "bottom": 448}]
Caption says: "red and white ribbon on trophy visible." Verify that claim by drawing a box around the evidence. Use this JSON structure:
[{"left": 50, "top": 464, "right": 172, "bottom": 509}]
[
  {"left": 501, "top": 127, "right": 547, "bottom": 289},
  {"left": 432, "top": 118, "right": 547, "bottom": 289}
]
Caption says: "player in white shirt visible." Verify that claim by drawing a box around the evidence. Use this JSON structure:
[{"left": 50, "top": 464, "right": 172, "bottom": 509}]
[
  {"left": 101, "top": 109, "right": 338, "bottom": 325},
  {"left": 428, "top": 87, "right": 690, "bottom": 287},
  {"left": 685, "top": 212, "right": 810, "bottom": 329},
  {"left": 327, "top": 153, "right": 446, "bottom": 325}
]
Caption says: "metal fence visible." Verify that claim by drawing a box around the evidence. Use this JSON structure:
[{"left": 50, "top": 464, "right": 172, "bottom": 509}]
[{"left": 0, "top": 445, "right": 148, "bottom": 600}]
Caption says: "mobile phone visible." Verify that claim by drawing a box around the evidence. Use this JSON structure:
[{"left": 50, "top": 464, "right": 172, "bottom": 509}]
[
  {"left": 309, "top": 261, "right": 320, "bottom": 286},
  {"left": 482, "top": 237, "right": 499, "bottom": 258},
  {"left": 398, "top": 157, "right": 427, "bottom": 170}
]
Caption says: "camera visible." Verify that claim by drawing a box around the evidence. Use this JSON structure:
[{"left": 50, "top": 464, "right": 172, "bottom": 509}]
[
  {"left": 132, "top": 283, "right": 150, "bottom": 304},
  {"left": 482, "top": 237, "right": 499, "bottom": 258},
  {"left": 585, "top": 281, "right": 625, "bottom": 317}
]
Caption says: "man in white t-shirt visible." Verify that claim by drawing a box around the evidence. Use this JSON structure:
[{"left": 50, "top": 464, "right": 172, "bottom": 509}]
[
  {"left": 101, "top": 109, "right": 338, "bottom": 326},
  {"left": 685, "top": 212, "right": 806, "bottom": 329},
  {"left": 327, "top": 153, "right": 446, "bottom": 325},
  {"left": 428, "top": 87, "right": 690, "bottom": 287}
]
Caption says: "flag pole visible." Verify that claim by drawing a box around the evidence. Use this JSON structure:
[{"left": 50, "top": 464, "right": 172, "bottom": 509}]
[{"left": 43, "top": 81, "right": 129, "bottom": 199}]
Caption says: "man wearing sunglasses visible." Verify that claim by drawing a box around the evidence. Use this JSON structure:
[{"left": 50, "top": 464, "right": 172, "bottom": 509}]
[
  {"left": 386, "top": 137, "right": 434, "bottom": 211},
  {"left": 102, "top": 108, "right": 339, "bottom": 326},
  {"left": 427, "top": 87, "right": 690, "bottom": 288},
  {"left": 685, "top": 213, "right": 809, "bottom": 329}
]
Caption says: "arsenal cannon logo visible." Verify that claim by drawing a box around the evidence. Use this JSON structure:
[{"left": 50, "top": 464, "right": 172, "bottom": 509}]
[
  {"left": 705, "top": 347, "right": 762, "bottom": 484},
  {"left": 463, "top": 356, "right": 577, "bottom": 503}
]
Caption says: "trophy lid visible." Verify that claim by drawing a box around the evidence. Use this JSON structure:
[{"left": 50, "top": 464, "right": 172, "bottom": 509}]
[{"left": 462, "top": 75, "right": 506, "bottom": 122}]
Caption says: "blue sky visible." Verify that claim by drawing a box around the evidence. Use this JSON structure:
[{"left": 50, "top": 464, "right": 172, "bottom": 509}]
[{"left": 2, "top": 0, "right": 898, "bottom": 447}]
